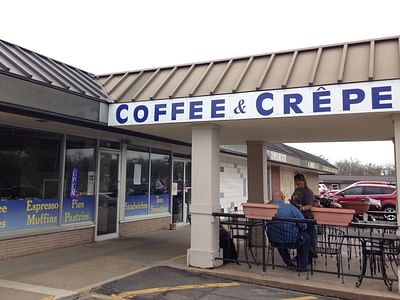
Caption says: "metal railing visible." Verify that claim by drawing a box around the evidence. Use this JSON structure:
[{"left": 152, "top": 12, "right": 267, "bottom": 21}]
[{"left": 213, "top": 212, "right": 399, "bottom": 290}]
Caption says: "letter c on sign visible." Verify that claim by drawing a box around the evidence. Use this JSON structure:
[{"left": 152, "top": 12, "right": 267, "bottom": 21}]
[
  {"left": 116, "top": 104, "right": 128, "bottom": 124},
  {"left": 256, "top": 92, "right": 273, "bottom": 116}
]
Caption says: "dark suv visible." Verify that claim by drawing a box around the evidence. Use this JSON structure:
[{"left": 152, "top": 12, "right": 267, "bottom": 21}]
[{"left": 333, "top": 182, "right": 396, "bottom": 221}]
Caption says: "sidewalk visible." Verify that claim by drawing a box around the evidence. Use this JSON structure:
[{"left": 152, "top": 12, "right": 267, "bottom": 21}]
[
  {"left": 0, "top": 225, "right": 399, "bottom": 300},
  {"left": 0, "top": 226, "right": 190, "bottom": 300}
]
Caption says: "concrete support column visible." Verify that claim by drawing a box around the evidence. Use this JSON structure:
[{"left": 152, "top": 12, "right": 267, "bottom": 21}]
[
  {"left": 246, "top": 141, "right": 268, "bottom": 203},
  {"left": 393, "top": 120, "right": 400, "bottom": 291},
  {"left": 187, "top": 125, "right": 222, "bottom": 268}
]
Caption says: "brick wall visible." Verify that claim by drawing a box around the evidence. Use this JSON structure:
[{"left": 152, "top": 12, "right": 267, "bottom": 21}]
[
  {"left": 271, "top": 165, "right": 281, "bottom": 194},
  {"left": 0, "top": 227, "right": 94, "bottom": 259},
  {"left": 120, "top": 216, "right": 170, "bottom": 237}
]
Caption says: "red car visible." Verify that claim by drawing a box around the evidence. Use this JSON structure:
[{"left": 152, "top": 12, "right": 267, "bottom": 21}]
[{"left": 333, "top": 182, "right": 397, "bottom": 221}]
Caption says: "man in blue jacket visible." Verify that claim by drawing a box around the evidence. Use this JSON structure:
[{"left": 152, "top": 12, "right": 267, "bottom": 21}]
[{"left": 267, "top": 191, "right": 311, "bottom": 271}]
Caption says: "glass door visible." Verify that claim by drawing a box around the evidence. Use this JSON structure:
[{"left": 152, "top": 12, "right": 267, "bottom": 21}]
[
  {"left": 96, "top": 151, "right": 120, "bottom": 239},
  {"left": 172, "top": 159, "right": 191, "bottom": 224},
  {"left": 184, "top": 161, "right": 191, "bottom": 223}
]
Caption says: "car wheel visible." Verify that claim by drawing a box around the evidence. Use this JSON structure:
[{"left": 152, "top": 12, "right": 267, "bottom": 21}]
[{"left": 383, "top": 205, "right": 396, "bottom": 221}]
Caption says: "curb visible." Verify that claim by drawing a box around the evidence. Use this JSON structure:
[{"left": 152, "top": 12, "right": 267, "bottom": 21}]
[{"left": 164, "top": 262, "right": 400, "bottom": 300}]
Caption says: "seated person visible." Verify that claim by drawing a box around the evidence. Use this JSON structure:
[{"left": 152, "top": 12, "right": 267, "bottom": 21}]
[
  {"left": 267, "top": 191, "right": 311, "bottom": 271},
  {"left": 219, "top": 225, "right": 237, "bottom": 263}
]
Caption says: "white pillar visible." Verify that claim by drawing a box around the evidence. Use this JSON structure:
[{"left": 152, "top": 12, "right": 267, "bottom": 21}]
[
  {"left": 246, "top": 141, "right": 268, "bottom": 203},
  {"left": 187, "top": 125, "right": 222, "bottom": 268},
  {"left": 393, "top": 119, "right": 400, "bottom": 291}
]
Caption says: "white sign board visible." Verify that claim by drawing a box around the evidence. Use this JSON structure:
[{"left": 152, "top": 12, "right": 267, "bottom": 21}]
[
  {"left": 109, "top": 80, "right": 400, "bottom": 126},
  {"left": 172, "top": 182, "right": 178, "bottom": 196},
  {"left": 133, "top": 164, "right": 141, "bottom": 185}
]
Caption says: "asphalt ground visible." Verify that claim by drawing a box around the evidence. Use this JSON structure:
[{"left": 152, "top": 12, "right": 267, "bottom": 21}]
[{"left": 80, "top": 266, "right": 341, "bottom": 300}]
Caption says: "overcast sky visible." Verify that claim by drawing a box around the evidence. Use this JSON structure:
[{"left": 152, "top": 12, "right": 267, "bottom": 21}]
[{"left": 1, "top": 0, "right": 399, "bottom": 165}]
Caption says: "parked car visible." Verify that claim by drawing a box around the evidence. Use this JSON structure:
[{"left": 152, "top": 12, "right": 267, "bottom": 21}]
[{"left": 333, "top": 182, "right": 397, "bottom": 221}]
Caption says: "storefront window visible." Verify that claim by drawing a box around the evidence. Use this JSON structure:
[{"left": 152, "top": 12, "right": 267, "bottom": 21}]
[
  {"left": 62, "top": 136, "right": 96, "bottom": 224},
  {"left": 125, "top": 149, "right": 150, "bottom": 217},
  {"left": 150, "top": 152, "right": 171, "bottom": 214},
  {"left": 0, "top": 126, "right": 61, "bottom": 232},
  {"left": 124, "top": 148, "right": 171, "bottom": 217}
]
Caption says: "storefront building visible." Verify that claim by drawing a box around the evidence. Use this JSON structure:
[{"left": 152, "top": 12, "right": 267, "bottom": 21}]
[
  {"left": 5, "top": 35, "right": 400, "bottom": 268},
  {"left": 0, "top": 38, "right": 339, "bottom": 259},
  {"left": 99, "top": 35, "right": 400, "bottom": 273}
]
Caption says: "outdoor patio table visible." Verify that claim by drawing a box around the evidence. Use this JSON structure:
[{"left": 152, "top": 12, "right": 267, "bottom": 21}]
[
  {"left": 213, "top": 212, "right": 264, "bottom": 266},
  {"left": 344, "top": 231, "right": 399, "bottom": 291}
]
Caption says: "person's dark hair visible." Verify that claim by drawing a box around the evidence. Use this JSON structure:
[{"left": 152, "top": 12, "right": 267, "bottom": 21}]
[{"left": 294, "top": 173, "right": 306, "bottom": 182}]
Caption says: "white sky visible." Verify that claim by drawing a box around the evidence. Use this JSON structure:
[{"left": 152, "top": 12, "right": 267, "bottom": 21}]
[{"left": 1, "top": 0, "right": 399, "bottom": 165}]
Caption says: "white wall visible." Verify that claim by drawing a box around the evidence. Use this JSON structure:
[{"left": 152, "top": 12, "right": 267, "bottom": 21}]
[{"left": 220, "top": 154, "right": 248, "bottom": 212}]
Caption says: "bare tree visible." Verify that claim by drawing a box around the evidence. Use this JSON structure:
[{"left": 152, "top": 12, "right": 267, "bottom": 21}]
[{"left": 335, "top": 158, "right": 394, "bottom": 176}]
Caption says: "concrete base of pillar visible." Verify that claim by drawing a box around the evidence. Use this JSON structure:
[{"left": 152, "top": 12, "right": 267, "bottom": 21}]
[{"left": 187, "top": 248, "right": 223, "bottom": 268}]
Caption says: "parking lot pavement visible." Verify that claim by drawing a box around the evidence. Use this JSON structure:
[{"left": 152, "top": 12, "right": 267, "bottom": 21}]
[{"left": 79, "top": 266, "right": 340, "bottom": 300}]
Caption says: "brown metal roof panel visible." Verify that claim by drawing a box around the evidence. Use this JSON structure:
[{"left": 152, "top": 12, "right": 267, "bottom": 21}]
[
  {"left": 71, "top": 67, "right": 108, "bottom": 98},
  {"left": 137, "top": 68, "right": 172, "bottom": 100},
  {"left": 286, "top": 50, "right": 317, "bottom": 88},
  {"left": 238, "top": 56, "right": 270, "bottom": 92},
  {"left": 173, "top": 64, "right": 208, "bottom": 98},
  {"left": 57, "top": 62, "right": 104, "bottom": 98},
  {"left": 0, "top": 39, "right": 109, "bottom": 101},
  {"left": 125, "top": 71, "right": 154, "bottom": 101},
  {"left": 134, "top": 69, "right": 160, "bottom": 100},
  {"left": 0, "top": 46, "right": 32, "bottom": 78},
  {"left": 44, "top": 57, "right": 88, "bottom": 94},
  {"left": 313, "top": 46, "right": 342, "bottom": 85},
  {"left": 155, "top": 66, "right": 191, "bottom": 99},
  {"left": 260, "top": 52, "right": 293, "bottom": 90},
  {"left": 103, "top": 74, "right": 124, "bottom": 94},
  {"left": 27, "top": 51, "right": 71, "bottom": 89},
  {"left": 151, "top": 66, "right": 177, "bottom": 99},
  {"left": 193, "top": 62, "right": 227, "bottom": 96},
  {"left": 342, "top": 43, "right": 370, "bottom": 83},
  {"left": 114, "top": 72, "right": 143, "bottom": 102},
  {"left": 215, "top": 58, "right": 247, "bottom": 94},
  {"left": 374, "top": 39, "right": 400, "bottom": 80},
  {"left": 0, "top": 41, "right": 50, "bottom": 83}
]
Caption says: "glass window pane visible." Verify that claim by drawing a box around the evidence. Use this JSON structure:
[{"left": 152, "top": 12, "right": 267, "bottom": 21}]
[
  {"left": 0, "top": 126, "right": 61, "bottom": 232},
  {"left": 125, "top": 150, "right": 150, "bottom": 217},
  {"left": 343, "top": 187, "right": 363, "bottom": 195},
  {"left": 63, "top": 136, "right": 96, "bottom": 224},
  {"left": 150, "top": 152, "right": 171, "bottom": 214}
]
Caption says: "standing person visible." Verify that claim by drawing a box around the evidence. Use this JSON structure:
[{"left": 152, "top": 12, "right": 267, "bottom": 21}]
[
  {"left": 267, "top": 191, "right": 311, "bottom": 271},
  {"left": 290, "top": 173, "right": 314, "bottom": 218},
  {"left": 290, "top": 173, "right": 317, "bottom": 258}
]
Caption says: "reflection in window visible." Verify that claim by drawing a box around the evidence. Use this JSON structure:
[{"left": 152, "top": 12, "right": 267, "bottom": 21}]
[
  {"left": 0, "top": 126, "right": 61, "bottom": 232},
  {"left": 150, "top": 152, "right": 171, "bottom": 214},
  {"left": 125, "top": 149, "right": 150, "bottom": 217},
  {"left": 63, "top": 136, "right": 96, "bottom": 224}
]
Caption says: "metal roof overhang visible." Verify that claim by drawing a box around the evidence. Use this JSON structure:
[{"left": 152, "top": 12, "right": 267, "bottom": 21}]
[{"left": 103, "top": 36, "right": 400, "bottom": 145}]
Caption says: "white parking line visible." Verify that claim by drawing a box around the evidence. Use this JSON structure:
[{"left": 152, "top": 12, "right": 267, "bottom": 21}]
[{"left": 0, "top": 279, "right": 77, "bottom": 299}]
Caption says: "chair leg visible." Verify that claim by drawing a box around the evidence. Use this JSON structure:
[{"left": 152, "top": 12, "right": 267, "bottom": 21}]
[
  {"left": 336, "top": 255, "right": 340, "bottom": 278},
  {"left": 235, "top": 236, "right": 240, "bottom": 265},
  {"left": 244, "top": 238, "right": 251, "bottom": 269},
  {"left": 271, "top": 247, "right": 275, "bottom": 269},
  {"left": 340, "top": 254, "right": 344, "bottom": 284}
]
